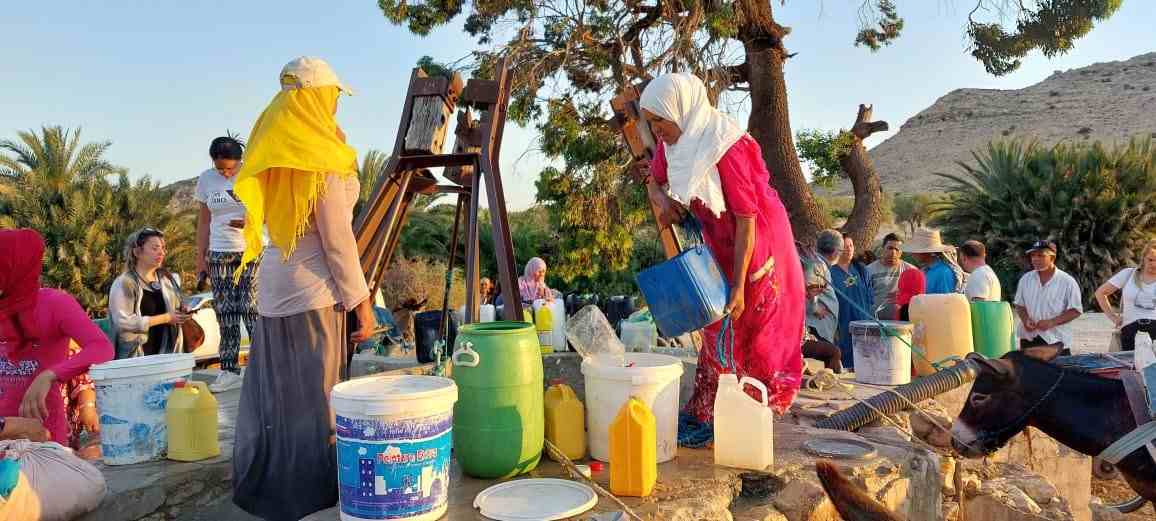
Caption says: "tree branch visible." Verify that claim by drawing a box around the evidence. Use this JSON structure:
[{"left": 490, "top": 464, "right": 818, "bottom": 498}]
[{"left": 849, "top": 104, "right": 889, "bottom": 141}]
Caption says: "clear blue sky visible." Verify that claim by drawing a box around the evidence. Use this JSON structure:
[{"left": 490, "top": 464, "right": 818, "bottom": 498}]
[{"left": 3, "top": 1, "right": 1154, "bottom": 210}]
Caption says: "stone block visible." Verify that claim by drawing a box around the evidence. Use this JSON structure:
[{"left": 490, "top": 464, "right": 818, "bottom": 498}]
[
  {"left": 989, "top": 428, "right": 1091, "bottom": 521},
  {"left": 771, "top": 479, "right": 832, "bottom": 521}
]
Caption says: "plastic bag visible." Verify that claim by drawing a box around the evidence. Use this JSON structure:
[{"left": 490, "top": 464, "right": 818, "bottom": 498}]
[
  {"left": 0, "top": 440, "right": 106, "bottom": 521},
  {"left": 565, "top": 305, "right": 626, "bottom": 363}
]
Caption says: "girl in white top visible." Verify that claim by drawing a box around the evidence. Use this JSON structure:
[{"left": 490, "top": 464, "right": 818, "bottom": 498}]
[
  {"left": 195, "top": 136, "right": 258, "bottom": 393},
  {"left": 1095, "top": 239, "right": 1156, "bottom": 351}
]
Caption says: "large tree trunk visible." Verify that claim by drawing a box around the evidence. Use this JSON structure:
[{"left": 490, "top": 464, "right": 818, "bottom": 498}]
[
  {"left": 743, "top": 38, "right": 824, "bottom": 245},
  {"left": 839, "top": 104, "right": 888, "bottom": 250}
]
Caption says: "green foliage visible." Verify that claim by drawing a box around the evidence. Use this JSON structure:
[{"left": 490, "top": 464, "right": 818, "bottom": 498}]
[
  {"left": 797, "top": 128, "right": 855, "bottom": 187},
  {"left": 1, "top": 127, "right": 196, "bottom": 312},
  {"left": 892, "top": 192, "right": 947, "bottom": 236},
  {"left": 377, "top": 0, "right": 1120, "bottom": 286},
  {"left": 855, "top": 0, "right": 905, "bottom": 51},
  {"left": 968, "top": 0, "right": 1123, "bottom": 76},
  {"left": 416, "top": 55, "right": 456, "bottom": 80},
  {"left": 935, "top": 138, "right": 1156, "bottom": 306}
]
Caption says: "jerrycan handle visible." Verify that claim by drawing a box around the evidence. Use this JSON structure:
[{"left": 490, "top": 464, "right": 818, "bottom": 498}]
[
  {"left": 452, "top": 342, "right": 480, "bottom": 368},
  {"left": 739, "top": 376, "right": 769, "bottom": 407},
  {"left": 188, "top": 380, "right": 211, "bottom": 395}
]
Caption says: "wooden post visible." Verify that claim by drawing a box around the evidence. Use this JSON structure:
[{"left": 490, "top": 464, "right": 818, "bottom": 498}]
[
  {"left": 444, "top": 110, "right": 481, "bottom": 186},
  {"left": 611, "top": 84, "right": 681, "bottom": 259}
]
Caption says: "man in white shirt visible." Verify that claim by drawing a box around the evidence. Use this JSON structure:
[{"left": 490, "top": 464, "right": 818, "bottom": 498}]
[
  {"left": 959, "top": 240, "right": 1001, "bottom": 301},
  {"left": 1014, "top": 240, "right": 1083, "bottom": 360}
]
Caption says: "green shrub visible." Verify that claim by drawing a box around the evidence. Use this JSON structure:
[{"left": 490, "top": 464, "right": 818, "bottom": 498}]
[{"left": 935, "top": 138, "right": 1156, "bottom": 306}]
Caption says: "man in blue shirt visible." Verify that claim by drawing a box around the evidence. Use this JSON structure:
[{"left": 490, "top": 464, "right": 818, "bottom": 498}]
[
  {"left": 830, "top": 235, "right": 874, "bottom": 369},
  {"left": 903, "top": 228, "right": 958, "bottom": 294}
]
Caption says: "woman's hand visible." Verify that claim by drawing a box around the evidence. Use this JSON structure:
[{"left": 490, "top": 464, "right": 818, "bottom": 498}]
[
  {"left": 195, "top": 254, "right": 208, "bottom": 278},
  {"left": 651, "top": 190, "right": 687, "bottom": 229},
  {"left": 79, "top": 403, "right": 100, "bottom": 433},
  {"left": 19, "top": 371, "right": 55, "bottom": 421},
  {"left": 351, "top": 300, "right": 377, "bottom": 344},
  {"left": 725, "top": 288, "right": 746, "bottom": 321},
  {"left": 630, "top": 158, "right": 651, "bottom": 183},
  {"left": 2, "top": 417, "right": 50, "bottom": 442},
  {"left": 170, "top": 311, "right": 191, "bottom": 325},
  {"left": 1110, "top": 312, "right": 1124, "bottom": 328}
]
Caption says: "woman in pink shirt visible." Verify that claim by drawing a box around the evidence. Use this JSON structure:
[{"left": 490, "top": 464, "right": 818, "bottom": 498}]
[{"left": 0, "top": 229, "right": 114, "bottom": 445}]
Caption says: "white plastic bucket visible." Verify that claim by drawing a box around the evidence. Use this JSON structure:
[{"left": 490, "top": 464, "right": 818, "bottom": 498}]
[
  {"left": 90, "top": 353, "right": 195, "bottom": 465},
  {"left": 533, "top": 299, "right": 567, "bottom": 351},
  {"left": 333, "top": 375, "right": 459, "bottom": 521},
  {"left": 581, "top": 353, "right": 683, "bottom": 463},
  {"left": 851, "top": 320, "right": 913, "bottom": 386}
]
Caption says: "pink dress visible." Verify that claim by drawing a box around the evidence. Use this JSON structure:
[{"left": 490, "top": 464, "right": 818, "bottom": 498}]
[
  {"left": 0, "top": 289, "right": 113, "bottom": 444},
  {"left": 651, "top": 135, "right": 805, "bottom": 419}
]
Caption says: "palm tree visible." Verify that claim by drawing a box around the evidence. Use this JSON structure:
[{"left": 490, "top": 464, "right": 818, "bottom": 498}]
[
  {"left": 0, "top": 126, "right": 123, "bottom": 189},
  {"left": 1, "top": 126, "right": 194, "bottom": 313}
]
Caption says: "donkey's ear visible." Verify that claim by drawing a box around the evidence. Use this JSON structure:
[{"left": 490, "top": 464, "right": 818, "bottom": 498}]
[{"left": 966, "top": 352, "right": 1014, "bottom": 381}]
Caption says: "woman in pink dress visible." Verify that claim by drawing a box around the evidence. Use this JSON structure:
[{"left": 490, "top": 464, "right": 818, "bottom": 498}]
[
  {"left": 638, "top": 73, "right": 805, "bottom": 418},
  {"left": 0, "top": 229, "right": 114, "bottom": 445}
]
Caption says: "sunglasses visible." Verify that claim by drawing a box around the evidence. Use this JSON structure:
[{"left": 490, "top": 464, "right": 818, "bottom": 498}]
[{"left": 136, "top": 227, "right": 165, "bottom": 246}]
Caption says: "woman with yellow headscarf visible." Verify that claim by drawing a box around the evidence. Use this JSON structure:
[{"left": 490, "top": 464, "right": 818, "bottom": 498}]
[{"left": 231, "top": 56, "right": 375, "bottom": 521}]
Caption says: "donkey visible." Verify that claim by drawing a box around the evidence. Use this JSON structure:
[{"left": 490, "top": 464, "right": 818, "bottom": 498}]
[{"left": 951, "top": 351, "right": 1156, "bottom": 505}]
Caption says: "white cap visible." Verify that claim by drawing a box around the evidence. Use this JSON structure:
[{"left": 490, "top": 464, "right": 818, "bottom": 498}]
[{"left": 279, "top": 56, "right": 354, "bottom": 95}]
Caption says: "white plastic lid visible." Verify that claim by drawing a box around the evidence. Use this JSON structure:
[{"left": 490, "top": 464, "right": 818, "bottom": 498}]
[
  {"left": 849, "top": 320, "right": 914, "bottom": 334},
  {"left": 581, "top": 352, "right": 684, "bottom": 383},
  {"left": 473, "top": 478, "right": 597, "bottom": 520},
  {"left": 332, "top": 375, "right": 458, "bottom": 417},
  {"left": 89, "top": 353, "right": 195, "bottom": 381},
  {"left": 332, "top": 375, "right": 457, "bottom": 401}
]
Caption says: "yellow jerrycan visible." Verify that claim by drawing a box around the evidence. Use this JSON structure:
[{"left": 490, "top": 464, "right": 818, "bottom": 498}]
[
  {"left": 166, "top": 380, "right": 220, "bottom": 461},
  {"left": 609, "top": 397, "right": 656, "bottom": 497},
  {"left": 536, "top": 305, "right": 554, "bottom": 354},
  {"left": 544, "top": 381, "right": 586, "bottom": 461},
  {"left": 909, "top": 294, "right": 974, "bottom": 376}
]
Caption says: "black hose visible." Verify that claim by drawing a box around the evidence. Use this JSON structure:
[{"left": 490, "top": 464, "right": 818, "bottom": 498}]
[{"left": 815, "top": 361, "right": 979, "bottom": 431}]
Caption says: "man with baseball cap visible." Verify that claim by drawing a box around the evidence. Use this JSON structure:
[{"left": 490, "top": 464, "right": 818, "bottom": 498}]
[{"left": 1014, "top": 240, "right": 1083, "bottom": 359}]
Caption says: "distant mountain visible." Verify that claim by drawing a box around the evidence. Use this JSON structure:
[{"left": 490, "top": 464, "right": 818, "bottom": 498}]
[
  {"left": 165, "top": 177, "right": 198, "bottom": 214},
  {"left": 834, "top": 51, "right": 1156, "bottom": 195}
]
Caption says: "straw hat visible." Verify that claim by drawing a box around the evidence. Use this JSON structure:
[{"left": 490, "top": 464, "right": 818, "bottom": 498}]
[{"left": 902, "top": 228, "right": 953, "bottom": 254}]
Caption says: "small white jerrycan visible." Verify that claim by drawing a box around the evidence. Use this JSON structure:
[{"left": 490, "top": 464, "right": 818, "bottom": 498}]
[{"left": 713, "top": 373, "right": 774, "bottom": 471}]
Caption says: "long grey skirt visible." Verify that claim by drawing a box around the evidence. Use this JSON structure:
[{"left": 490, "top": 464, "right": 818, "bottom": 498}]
[{"left": 233, "top": 307, "right": 347, "bottom": 520}]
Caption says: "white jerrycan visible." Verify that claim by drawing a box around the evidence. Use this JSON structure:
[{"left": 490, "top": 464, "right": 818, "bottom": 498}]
[{"left": 713, "top": 373, "right": 775, "bottom": 471}]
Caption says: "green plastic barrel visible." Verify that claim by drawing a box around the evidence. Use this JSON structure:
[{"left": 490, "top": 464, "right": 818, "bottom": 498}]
[
  {"left": 450, "top": 321, "right": 544, "bottom": 478},
  {"left": 970, "top": 301, "right": 1015, "bottom": 358}
]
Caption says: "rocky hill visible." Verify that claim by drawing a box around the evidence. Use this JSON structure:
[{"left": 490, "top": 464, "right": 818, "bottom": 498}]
[
  {"left": 165, "top": 178, "right": 198, "bottom": 213},
  {"left": 839, "top": 51, "right": 1156, "bottom": 195}
]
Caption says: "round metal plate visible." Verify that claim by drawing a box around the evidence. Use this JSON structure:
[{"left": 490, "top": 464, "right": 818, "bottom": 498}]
[{"left": 802, "top": 438, "right": 878, "bottom": 460}]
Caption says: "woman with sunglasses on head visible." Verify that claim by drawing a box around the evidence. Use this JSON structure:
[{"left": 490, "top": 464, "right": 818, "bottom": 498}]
[
  {"left": 0, "top": 229, "right": 113, "bottom": 444},
  {"left": 1096, "top": 239, "right": 1156, "bottom": 351},
  {"left": 108, "top": 228, "right": 189, "bottom": 358},
  {"left": 195, "top": 136, "right": 258, "bottom": 393}
]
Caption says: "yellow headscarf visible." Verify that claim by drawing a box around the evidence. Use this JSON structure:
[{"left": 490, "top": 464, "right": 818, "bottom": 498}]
[{"left": 233, "top": 85, "right": 358, "bottom": 270}]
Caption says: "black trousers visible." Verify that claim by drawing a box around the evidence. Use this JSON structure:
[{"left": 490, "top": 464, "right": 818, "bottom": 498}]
[
  {"left": 804, "top": 327, "right": 843, "bottom": 373},
  {"left": 1120, "top": 319, "right": 1156, "bottom": 351}
]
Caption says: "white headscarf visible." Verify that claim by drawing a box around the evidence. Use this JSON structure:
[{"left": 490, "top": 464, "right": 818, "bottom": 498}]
[{"left": 640, "top": 73, "right": 746, "bottom": 217}]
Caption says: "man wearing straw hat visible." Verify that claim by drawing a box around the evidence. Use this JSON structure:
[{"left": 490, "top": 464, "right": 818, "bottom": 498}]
[{"left": 902, "top": 228, "right": 962, "bottom": 295}]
